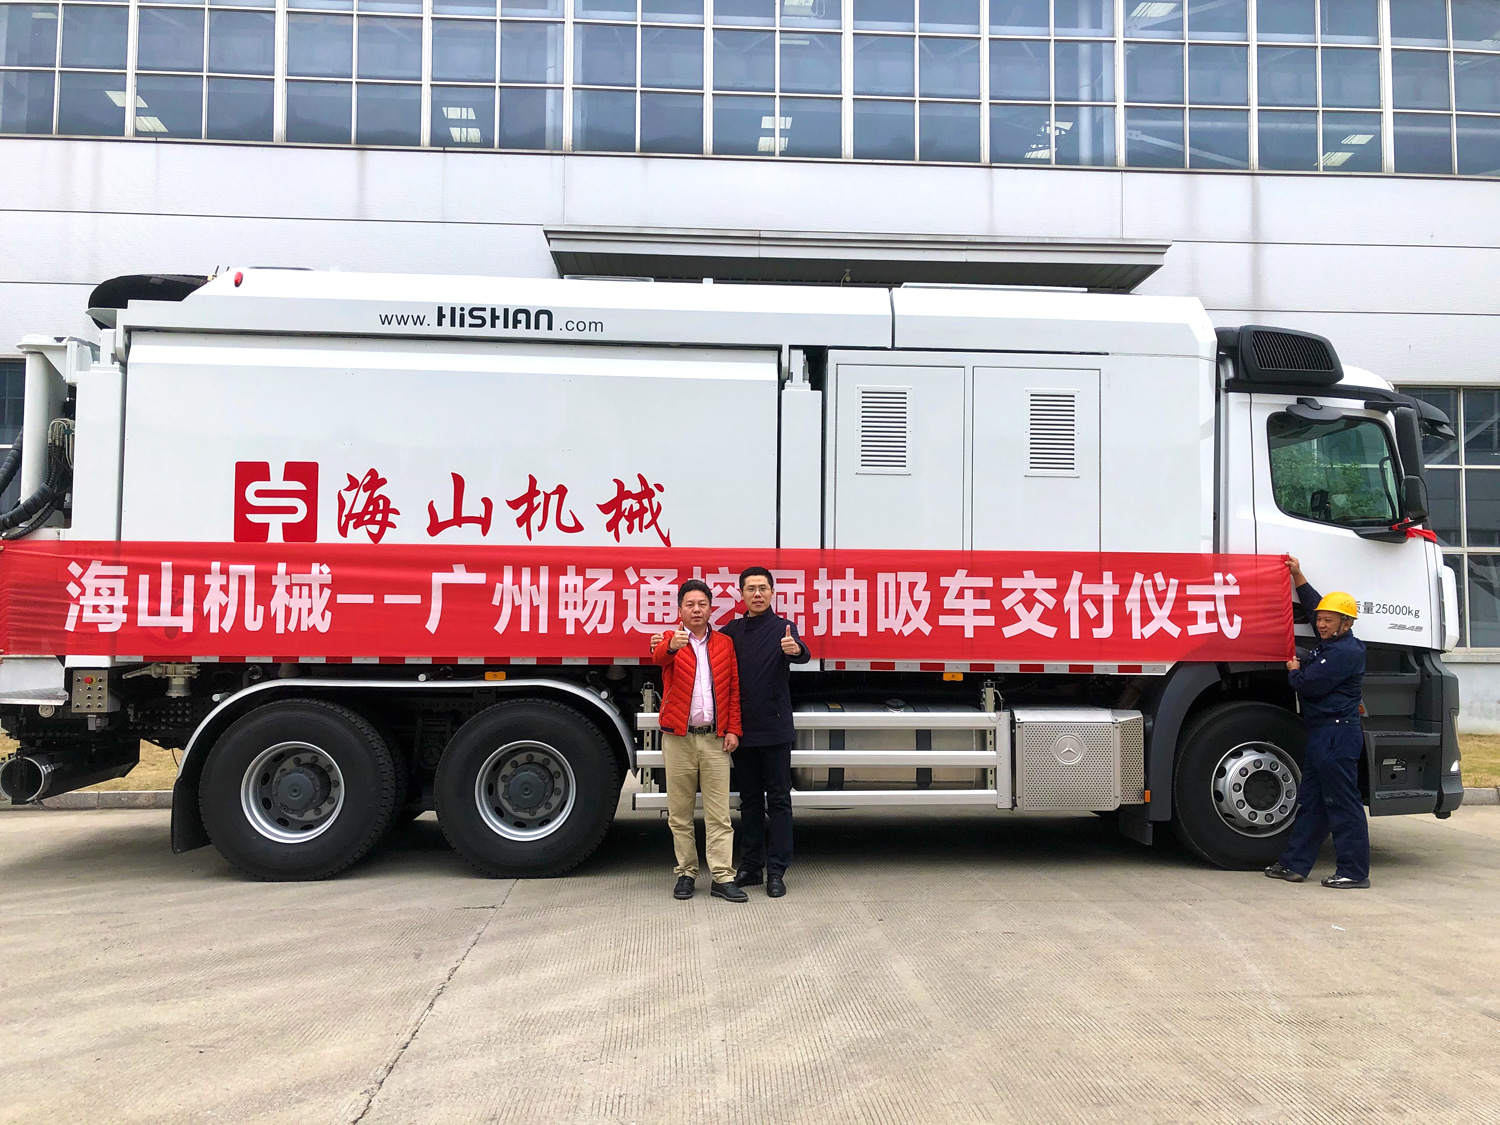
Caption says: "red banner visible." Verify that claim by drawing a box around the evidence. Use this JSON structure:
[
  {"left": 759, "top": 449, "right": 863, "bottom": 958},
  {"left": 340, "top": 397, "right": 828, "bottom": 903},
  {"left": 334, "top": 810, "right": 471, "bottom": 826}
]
[{"left": 0, "top": 542, "right": 1293, "bottom": 666}]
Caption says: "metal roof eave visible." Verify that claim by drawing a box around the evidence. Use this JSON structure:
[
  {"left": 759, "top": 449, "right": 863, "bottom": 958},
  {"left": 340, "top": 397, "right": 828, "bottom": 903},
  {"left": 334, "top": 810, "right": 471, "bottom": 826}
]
[{"left": 545, "top": 226, "right": 1171, "bottom": 293}]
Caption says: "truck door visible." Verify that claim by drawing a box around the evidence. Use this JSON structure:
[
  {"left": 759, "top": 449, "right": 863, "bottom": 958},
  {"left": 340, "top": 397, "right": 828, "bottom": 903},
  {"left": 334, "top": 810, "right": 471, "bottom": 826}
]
[
  {"left": 831, "top": 364, "right": 965, "bottom": 549},
  {"left": 1250, "top": 394, "right": 1438, "bottom": 650},
  {"left": 971, "top": 366, "right": 1101, "bottom": 551}
]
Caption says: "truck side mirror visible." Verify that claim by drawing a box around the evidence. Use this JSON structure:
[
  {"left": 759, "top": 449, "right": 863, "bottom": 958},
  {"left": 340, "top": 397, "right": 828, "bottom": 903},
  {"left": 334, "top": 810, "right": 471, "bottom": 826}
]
[
  {"left": 1393, "top": 406, "right": 1426, "bottom": 485},
  {"left": 1412, "top": 396, "right": 1457, "bottom": 442},
  {"left": 1402, "top": 476, "right": 1430, "bottom": 523}
]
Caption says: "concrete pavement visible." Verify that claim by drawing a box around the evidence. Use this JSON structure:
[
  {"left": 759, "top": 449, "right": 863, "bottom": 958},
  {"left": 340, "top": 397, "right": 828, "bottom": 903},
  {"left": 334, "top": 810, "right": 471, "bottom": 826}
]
[{"left": 3, "top": 800, "right": 1500, "bottom": 1125}]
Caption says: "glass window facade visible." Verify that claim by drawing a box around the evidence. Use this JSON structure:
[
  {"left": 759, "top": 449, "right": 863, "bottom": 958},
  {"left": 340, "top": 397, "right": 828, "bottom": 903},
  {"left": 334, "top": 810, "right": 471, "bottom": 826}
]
[
  {"left": 0, "top": 0, "right": 1496, "bottom": 169},
  {"left": 1399, "top": 386, "right": 1500, "bottom": 648}
]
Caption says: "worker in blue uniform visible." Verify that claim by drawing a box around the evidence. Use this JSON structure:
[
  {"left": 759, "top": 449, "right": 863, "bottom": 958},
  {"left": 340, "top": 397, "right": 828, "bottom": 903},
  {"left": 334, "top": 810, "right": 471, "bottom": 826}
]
[{"left": 1265, "top": 556, "right": 1371, "bottom": 889}]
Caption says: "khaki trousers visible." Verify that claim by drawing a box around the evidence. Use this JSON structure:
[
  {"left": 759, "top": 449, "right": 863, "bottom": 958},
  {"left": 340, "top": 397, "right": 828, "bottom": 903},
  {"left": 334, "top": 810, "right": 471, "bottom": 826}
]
[{"left": 662, "top": 731, "right": 735, "bottom": 883}]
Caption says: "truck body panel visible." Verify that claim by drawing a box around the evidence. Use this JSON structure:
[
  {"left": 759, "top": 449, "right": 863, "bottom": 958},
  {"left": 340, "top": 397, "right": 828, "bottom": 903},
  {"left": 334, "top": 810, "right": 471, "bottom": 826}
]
[
  {"left": 826, "top": 350, "right": 1210, "bottom": 554},
  {"left": 120, "top": 334, "right": 780, "bottom": 549}
]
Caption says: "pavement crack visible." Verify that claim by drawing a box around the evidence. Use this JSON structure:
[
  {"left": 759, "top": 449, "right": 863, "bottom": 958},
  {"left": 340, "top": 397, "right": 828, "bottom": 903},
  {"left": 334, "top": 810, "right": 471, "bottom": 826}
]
[{"left": 340, "top": 885, "right": 512, "bottom": 1125}]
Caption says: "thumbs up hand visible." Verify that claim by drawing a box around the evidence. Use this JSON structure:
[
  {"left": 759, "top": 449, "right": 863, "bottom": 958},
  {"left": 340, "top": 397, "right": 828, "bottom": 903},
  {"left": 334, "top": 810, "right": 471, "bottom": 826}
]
[{"left": 780, "top": 624, "right": 801, "bottom": 655}]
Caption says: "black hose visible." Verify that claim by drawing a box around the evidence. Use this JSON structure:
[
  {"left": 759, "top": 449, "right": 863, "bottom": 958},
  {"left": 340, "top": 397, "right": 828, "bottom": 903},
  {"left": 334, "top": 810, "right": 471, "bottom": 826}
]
[
  {"left": 0, "top": 439, "right": 69, "bottom": 537},
  {"left": 3, "top": 493, "right": 64, "bottom": 540},
  {"left": 0, "top": 431, "right": 22, "bottom": 495}
]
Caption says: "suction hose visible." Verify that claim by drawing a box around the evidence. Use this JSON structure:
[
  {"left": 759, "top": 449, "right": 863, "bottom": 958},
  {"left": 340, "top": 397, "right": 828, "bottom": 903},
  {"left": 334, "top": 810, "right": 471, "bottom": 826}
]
[
  {"left": 0, "top": 429, "right": 70, "bottom": 539},
  {"left": 0, "top": 431, "right": 21, "bottom": 496}
]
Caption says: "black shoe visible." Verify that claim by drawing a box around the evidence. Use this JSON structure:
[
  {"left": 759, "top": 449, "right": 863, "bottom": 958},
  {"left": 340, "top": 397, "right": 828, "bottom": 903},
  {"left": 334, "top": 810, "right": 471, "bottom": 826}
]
[
  {"left": 766, "top": 873, "right": 786, "bottom": 898},
  {"left": 1264, "top": 863, "right": 1306, "bottom": 883},
  {"left": 710, "top": 881, "right": 748, "bottom": 903},
  {"left": 673, "top": 875, "right": 695, "bottom": 899},
  {"left": 734, "top": 868, "right": 763, "bottom": 888},
  {"left": 1322, "top": 875, "right": 1371, "bottom": 889}
]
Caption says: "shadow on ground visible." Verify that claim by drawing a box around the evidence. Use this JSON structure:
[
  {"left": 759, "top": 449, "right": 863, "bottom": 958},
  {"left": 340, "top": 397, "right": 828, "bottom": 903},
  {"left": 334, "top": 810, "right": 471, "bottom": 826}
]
[{"left": 363, "top": 804, "right": 1210, "bottom": 881}]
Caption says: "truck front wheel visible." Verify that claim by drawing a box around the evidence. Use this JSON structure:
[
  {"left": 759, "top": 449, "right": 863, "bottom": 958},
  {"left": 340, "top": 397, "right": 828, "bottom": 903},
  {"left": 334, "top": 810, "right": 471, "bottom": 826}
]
[
  {"left": 1172, "top": 702, "right": 1306, "bottom": 870},
  {"left": 199, "top": 699, "right": 398, "bottom": 880},
  {"left": 435, "top": 700, "right": 620, "bottom": 877}
]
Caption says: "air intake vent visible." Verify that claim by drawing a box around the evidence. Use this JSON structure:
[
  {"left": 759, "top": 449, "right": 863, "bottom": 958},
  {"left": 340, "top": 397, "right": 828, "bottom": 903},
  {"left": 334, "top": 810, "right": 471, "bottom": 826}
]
[
  {"left": 1234, "top": 325, "right": 1344, "bottom": 386},
  {"left": 1027, "top": 390, "right": 1077, "bottom": 475},
  {"left": 1251, "top": 330, "right": 1335, "bottom": 373},
  {"left": 858, "top": 386, "right": 909, "bottom": 473}
]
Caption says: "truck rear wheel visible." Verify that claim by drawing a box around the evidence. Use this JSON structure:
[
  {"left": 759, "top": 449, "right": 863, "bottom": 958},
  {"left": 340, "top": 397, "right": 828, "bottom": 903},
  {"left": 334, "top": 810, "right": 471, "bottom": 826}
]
[
  {"left": 1172, "top": 702, "right": 1305, "bottom": 870},
  {"left": 434, "top": 700, "right": 620, "bottom": 878},
  {"left": 199, "top": 699, "right": 397, "bottom": 881}
]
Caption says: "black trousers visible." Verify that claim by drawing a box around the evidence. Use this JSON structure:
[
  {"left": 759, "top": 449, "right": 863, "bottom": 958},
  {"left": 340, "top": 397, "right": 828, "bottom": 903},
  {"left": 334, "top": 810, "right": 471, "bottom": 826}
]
[
  {"left": 1279, "top": 721, "right": 1370, "bottom": 881},
  {"left": 734, "top": 741, "right": 793, "bottom": 875}
]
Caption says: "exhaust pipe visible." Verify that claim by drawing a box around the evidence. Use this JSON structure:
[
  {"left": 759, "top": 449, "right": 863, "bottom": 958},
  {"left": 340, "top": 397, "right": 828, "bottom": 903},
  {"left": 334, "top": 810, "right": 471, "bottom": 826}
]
[{"left": 1, "top": 746, "right": 139, "bottom": 804}]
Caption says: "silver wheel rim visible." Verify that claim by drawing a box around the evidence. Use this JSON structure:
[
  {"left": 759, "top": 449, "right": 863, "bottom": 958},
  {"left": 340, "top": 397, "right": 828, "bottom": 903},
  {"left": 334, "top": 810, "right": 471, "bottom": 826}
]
[
  {"left": 240, "top": 740, "right": 345, "bottom": 843},
  {"left": 1211, "top": 740, "right": 1301, "bottom": 837},
  {"left": 475, "top": 740, "right": 575, "bottom": 841}
]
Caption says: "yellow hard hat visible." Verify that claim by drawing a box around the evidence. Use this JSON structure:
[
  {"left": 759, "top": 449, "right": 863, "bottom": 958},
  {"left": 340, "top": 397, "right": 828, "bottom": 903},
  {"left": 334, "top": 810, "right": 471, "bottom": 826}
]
[{"left": 1316, "top": 592, "right": 1359, "bottom": 618}]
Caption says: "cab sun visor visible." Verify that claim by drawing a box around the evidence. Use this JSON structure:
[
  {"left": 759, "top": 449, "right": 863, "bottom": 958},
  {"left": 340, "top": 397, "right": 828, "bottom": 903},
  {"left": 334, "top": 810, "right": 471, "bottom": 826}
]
[{"left": 1287, "top": 397, "right": 1343, "bottom": 424}]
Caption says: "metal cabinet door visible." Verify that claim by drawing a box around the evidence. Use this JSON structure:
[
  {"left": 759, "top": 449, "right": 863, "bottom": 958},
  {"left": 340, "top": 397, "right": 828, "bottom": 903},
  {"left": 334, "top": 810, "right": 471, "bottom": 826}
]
[
  {"left": 831, "top": 364, "right": 965, "bottom": 549},
  {"left": 972, "top": 366, "right": 1101, "bottom": 551}
]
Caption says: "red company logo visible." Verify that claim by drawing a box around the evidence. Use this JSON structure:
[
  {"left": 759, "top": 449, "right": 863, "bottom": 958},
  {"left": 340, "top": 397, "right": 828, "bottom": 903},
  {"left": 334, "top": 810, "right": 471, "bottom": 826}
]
[{"left": 234, "top": 461, "right": 319, "bottom": 543}]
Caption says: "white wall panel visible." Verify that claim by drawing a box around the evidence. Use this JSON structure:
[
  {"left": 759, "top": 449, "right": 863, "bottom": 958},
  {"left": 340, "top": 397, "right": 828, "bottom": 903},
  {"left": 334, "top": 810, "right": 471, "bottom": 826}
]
[
  {"left": 0, "top": 138, "right": 569, "bottom": 225},
  {"left": 0, "top": 211, "right": 555, "bottom": 290},
  {"left": 558, "top": 156, "right": 1127, "bottom": 239},
  {"left": 1122, "top": 172, "right": 1500, "bottom": 248},
  {"left": 1451, "top": 663, "right": 1500, "bottom": 733},
  {"left": 0, "top": 282, "right": 98, "bottom": 358},
  {"left": 1, "top": 137, "right": 1134, "bottom": 244},
  {"left": 1143, "top": 240, "right": 1500, "bottom": 316}
]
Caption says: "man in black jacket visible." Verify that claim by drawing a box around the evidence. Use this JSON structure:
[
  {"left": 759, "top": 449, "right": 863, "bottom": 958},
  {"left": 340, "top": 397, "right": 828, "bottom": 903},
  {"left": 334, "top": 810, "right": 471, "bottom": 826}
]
[{"left": 721, "top": 567, "right": 809, "bottom": 898}]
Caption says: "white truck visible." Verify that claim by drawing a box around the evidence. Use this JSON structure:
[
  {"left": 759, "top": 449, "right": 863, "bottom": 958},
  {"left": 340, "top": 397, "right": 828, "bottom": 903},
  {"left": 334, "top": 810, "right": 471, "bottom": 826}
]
[{"left": 0, "top": 269, "right": 1463, "bottom": 880}]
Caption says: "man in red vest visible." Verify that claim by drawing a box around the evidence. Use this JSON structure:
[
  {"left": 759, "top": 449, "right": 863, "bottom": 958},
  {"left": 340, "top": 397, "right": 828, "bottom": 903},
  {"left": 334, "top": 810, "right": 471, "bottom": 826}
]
[{"left": 649, "top": 579, "right": 746, "bottom": 902}]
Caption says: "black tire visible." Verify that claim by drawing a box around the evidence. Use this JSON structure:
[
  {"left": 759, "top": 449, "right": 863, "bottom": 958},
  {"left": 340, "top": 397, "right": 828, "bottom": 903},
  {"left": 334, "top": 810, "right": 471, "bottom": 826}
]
[
  {"left": 383, "top": 742, "right": 415, "bottom": 839},
  {"left": 199, "top": 699, "right": 397, "bottom": 881},
  {"left": 1172, "top": 702, "right": 1306, "bottom": 870},
  {"left": 435, "top": 699, "right": 620, "bottom": 878},
  {"left": 361, "top": 711, "right": 417, "bottom": 842}
]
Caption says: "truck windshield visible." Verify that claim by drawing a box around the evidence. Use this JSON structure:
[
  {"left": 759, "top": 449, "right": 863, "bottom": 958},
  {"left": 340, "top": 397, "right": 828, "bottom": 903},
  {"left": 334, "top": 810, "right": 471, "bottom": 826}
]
[{"left": 1267, "top": 413, "right": 1400, "bottom": 529}]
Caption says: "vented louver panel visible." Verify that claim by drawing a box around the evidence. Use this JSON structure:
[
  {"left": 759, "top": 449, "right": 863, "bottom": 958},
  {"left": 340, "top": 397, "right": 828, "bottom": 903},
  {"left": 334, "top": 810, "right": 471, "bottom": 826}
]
[
  {"left": 1250, "top": 330, "right": 1336, "bottom": 373},
  {"left": 858, "top": 386, "right": 910, "bottom": 473},
  {"left": 1026, "top": 390, "right": 1077, "bottom": 476},
  {"left": 1118, "top": 713, "right": 1145, "bottom": 803}
]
